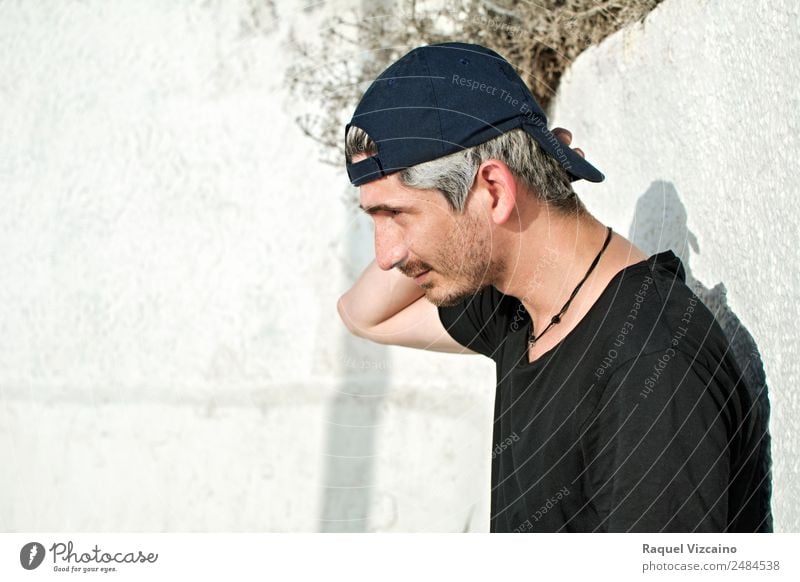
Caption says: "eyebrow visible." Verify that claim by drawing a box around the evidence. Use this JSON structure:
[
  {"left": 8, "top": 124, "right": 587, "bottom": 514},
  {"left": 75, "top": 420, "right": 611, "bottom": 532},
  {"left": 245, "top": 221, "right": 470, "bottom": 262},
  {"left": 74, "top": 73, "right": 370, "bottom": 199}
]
[{"left": 358, "top": 203, "right": 409, "bottom": 216}]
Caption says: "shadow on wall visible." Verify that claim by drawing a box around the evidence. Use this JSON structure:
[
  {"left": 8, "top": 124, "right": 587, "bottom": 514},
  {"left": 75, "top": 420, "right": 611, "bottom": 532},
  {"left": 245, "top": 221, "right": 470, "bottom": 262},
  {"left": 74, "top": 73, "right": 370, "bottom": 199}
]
[
  {"left": 318, "top": 334, "right": 391, "bottom": 532},
  {"left": 629, "top": 181, "right": 772, "bottom": 505},
  {"left": 318, "top": 208, "right": 393, "bottom": 532}
]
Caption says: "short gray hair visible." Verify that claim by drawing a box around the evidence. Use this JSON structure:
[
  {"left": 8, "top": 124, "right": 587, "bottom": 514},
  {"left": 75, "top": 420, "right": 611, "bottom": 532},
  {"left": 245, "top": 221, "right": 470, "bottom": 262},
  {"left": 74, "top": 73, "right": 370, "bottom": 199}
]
[{"left": 345, "top": 126, "right": 584, "bottom": 214}]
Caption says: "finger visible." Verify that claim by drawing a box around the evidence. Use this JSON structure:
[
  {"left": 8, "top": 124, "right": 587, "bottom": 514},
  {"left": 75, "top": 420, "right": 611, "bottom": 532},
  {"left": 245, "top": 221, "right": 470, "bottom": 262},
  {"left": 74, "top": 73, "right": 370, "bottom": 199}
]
[
  {"left": 552, "top": 127, "right": 572, "bottom": 146},
  {"left": 573, "top": 147, "right": 585, "bottom": 159}
]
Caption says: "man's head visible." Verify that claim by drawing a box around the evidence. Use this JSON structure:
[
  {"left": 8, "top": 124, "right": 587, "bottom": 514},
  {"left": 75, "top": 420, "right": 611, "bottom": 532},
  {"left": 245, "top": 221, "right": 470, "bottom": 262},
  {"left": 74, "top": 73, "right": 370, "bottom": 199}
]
[{"left": 345, "top": 42, "right": 604, "bottom": 306}]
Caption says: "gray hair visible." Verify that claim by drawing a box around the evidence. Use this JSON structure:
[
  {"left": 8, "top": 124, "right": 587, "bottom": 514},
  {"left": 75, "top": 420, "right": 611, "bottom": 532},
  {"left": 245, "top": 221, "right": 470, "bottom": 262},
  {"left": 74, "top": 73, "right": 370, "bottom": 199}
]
[{"left": 345, "top": 126, "right": 584, "bottom": 214}]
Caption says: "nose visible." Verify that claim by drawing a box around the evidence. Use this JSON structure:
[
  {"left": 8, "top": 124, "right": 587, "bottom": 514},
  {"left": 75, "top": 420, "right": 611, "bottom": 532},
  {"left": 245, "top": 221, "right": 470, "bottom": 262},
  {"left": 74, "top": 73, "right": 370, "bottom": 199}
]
[{"left": 374, "top": 222, "right": 409, "bottom": 271}]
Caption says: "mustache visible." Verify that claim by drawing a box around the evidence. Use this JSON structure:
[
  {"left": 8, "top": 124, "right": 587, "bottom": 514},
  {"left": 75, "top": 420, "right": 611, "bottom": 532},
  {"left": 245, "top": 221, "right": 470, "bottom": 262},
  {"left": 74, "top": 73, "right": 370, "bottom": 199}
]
[{"left": 398, "top": 261, "right": 434, "bottom": 278}]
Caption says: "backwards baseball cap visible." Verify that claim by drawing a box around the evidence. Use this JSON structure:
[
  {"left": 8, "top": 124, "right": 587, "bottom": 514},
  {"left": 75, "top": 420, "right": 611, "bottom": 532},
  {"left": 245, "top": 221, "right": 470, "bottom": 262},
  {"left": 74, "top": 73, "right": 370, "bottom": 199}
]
[{"left": 345, "top": 42, "right": 604, "bottom": 187}]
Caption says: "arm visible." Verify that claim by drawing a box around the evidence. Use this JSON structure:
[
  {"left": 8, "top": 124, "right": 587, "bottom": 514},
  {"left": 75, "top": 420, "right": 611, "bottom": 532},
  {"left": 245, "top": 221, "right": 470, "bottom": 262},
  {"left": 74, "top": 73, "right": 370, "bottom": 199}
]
[
  {"left": 585, "top": 350, "right": 731, "bottom": 532},
  {"left": 337, "top": 259, "right": 477, "bottom": 354}
]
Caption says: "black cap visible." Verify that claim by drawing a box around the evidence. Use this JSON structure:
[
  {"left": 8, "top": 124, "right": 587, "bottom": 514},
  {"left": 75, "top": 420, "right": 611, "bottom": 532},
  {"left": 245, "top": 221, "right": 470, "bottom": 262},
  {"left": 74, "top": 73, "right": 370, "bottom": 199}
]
[{"left": 345, "top": 42, "right": 604, "bottom": 187}]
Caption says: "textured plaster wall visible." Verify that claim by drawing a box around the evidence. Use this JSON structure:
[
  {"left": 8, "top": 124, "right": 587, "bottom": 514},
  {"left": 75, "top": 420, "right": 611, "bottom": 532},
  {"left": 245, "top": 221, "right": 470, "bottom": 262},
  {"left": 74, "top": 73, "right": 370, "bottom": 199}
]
[
  {"left": 5, "top": 0, "right": 792, "bottom": 534},
  {"left": 552, "top": 0, "right": 799, "bottom": 531},
  {"left": 0, "top": 0, "right": 494, "bottom": 532}
]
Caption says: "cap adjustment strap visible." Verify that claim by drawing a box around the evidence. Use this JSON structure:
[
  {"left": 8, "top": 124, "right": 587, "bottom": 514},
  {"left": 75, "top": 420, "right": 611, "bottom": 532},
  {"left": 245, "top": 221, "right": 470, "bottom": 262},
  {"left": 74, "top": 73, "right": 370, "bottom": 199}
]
[{"left": 346, "top": 155, "right": 386, "bottom": 187}]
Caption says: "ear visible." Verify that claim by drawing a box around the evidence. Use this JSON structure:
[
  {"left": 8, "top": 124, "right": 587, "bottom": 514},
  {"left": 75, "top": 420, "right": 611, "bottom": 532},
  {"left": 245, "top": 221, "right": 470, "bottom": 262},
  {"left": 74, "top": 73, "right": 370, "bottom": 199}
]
[{"left": 472, "top": 159, "right": 518, "bottom": 225}]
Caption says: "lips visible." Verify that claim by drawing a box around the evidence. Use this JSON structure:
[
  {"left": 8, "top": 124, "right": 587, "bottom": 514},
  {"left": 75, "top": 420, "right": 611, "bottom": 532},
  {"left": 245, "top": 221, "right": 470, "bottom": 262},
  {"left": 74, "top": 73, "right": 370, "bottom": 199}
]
[{"left": 413, "top": 270, "right": 431, "bottom": 283}]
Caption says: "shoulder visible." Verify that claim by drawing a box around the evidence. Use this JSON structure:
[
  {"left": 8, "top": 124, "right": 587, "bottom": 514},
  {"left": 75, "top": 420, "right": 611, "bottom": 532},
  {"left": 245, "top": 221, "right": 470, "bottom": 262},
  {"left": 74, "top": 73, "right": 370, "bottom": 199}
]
[
  {"left": 600, "top": 252, "right": 725, "bottom": 358},
  {"left": 581, "top": 251, "right": 740, "bottom": 395}
]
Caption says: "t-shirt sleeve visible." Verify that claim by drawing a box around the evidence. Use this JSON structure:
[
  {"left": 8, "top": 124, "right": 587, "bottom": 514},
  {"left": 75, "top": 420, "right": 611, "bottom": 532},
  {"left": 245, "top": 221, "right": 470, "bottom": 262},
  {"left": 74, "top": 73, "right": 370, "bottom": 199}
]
[
  {"left": 436, "top": 285, "right": 509, "bottom": 360},
  {"left": 581, "top": 349, "right": 735, "bottom": 532}
]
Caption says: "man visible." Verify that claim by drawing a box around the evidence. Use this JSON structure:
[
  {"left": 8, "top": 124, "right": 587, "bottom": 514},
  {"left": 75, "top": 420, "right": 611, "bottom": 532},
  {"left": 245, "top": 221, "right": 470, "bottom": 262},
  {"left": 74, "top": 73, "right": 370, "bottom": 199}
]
[{"left": 337, "top": 42, "right": 771, "bottom": 532}]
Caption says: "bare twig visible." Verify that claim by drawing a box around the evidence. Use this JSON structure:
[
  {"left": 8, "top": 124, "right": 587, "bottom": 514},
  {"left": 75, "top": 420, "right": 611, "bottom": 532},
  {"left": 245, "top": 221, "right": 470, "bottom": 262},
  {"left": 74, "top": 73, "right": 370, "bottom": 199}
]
[{"left": 479, "top": 0, "right": 521, "bottom": 20}]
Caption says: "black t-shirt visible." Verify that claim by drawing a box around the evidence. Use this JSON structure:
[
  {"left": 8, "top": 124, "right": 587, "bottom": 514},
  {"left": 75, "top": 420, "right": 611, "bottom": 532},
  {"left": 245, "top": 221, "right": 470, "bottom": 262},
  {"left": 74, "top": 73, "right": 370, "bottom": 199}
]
[{"left": 438, "top": 251, "right": 772, "bottom": 532}]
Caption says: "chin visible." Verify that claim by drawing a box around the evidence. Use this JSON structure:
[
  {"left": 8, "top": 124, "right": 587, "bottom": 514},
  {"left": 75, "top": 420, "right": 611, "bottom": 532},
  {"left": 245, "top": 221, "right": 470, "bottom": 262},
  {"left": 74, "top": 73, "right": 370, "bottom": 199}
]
[{"left": 423, "top": 280, "right": 485, "bottom": 307}]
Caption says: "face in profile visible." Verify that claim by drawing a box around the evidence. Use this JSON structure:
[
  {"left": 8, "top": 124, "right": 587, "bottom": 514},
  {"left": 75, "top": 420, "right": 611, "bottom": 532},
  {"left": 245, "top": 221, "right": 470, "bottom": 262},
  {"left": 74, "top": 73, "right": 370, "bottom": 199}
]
[{"left": 360, "top": 172, "right": 502, "bottom": 307}]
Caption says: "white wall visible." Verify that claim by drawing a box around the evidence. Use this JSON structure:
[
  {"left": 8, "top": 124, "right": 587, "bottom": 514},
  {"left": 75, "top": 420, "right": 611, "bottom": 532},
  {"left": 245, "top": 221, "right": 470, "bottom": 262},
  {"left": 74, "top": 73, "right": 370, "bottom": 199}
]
[
  {"left": 552, "top": 0, "right": 799, "bottom": 531},
  {"left": 5, "top": 0, "right": 792, "bottom": 534},
  {"left": 0, "top": 0, "right": 495, "bottom": 532}
]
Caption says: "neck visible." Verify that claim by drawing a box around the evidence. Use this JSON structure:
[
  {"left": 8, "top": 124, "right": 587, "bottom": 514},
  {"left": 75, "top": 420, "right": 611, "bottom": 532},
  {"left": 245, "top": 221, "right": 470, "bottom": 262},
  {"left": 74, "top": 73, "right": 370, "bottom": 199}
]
[{"left": 493, "top": 207, "right": 611, "bottom": 331}]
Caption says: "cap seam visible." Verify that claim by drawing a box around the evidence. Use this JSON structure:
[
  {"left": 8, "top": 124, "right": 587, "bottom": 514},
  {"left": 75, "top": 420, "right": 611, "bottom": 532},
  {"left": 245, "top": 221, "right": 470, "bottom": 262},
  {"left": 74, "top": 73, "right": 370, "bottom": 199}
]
[{"left": 419, "top": 48, "right": 446, "bottom": 159}]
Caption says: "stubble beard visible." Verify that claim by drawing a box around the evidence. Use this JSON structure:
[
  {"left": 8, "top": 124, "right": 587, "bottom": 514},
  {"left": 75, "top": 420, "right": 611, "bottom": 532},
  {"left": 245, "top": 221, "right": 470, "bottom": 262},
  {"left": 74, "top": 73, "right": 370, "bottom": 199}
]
[{"left": 421, "top": 213, "right": 502, "bottom": 307}]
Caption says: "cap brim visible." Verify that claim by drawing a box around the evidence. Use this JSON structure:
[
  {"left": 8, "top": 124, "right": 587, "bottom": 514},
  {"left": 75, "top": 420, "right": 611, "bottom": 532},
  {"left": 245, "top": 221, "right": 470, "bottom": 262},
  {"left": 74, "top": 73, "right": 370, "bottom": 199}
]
[{"left": 523, "top": 120, "right": 605, "bottom": 183}]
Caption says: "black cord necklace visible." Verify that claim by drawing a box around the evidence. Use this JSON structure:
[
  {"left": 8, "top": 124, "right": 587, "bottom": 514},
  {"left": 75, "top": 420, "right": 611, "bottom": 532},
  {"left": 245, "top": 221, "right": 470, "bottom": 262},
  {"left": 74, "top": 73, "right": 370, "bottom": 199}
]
[{"left": 528, "top": 226, "right": 613, "bottom": 348}]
